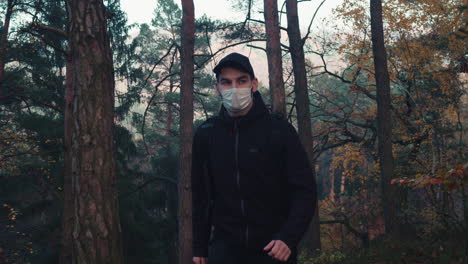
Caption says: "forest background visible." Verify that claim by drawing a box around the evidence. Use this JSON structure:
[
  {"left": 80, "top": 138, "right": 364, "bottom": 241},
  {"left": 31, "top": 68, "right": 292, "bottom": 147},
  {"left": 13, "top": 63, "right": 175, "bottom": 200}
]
[{"left": 0, "top": 0, "right": 466, "bottom": 263}]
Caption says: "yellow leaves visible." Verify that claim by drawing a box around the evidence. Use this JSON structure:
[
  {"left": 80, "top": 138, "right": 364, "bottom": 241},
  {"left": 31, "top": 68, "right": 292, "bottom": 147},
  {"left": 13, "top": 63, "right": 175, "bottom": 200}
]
[
  {"left": 331, "top": 144, "right": 372, "bottom": 183},
  {"left": 339, "top": 7, "right": 367, "bottom": 28},
  {"left": 335, "top": 0, "right": 367, "bottom": 21},
  {"left": 3, "top": 203, "right": 19, "bottom": 221},
  {"left": 0, "top": 120, "right": 42, "bottom": 175},
  {"left": 443, "top": 105, "right": 461, "bottom": 124},
  {"left": 334, "top": 0, "right": 465, "bottom": 82}
]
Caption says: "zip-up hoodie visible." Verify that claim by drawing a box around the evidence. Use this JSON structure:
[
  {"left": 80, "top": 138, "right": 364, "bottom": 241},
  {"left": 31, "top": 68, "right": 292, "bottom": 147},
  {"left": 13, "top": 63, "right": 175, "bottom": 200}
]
[{"left": 192, "top": 91, "right": 317, "bottom": 257}]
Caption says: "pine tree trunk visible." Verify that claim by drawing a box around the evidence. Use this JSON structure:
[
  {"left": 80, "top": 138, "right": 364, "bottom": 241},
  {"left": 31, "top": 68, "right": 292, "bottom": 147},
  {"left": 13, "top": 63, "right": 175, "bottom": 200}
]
[
  {"left": 286, "top": 0, "right": 321, "bottom": 254},
  {"left": 462, "top": 186, "right": 468, "bottom": 262},
  {"left": 166, "top": 79, "right": 173, "bottom": 137},
  {"left": 329, "top": 167, "right": 335, "bottom": 202},
  {"left": 0, "top": 0, "right": 13, "bottom": 100},
  {"left": 60, "top": 54, "right": 74, "bottom": 264},
  {"left": 178, "top": 0, "right": 195, "bottom": 263},
  {"left": 263, "top": 0, "right": 286, "bottom": 117},
  {"left": 370, "top": 0, "right": 399, "bottom": 236},
  {"left": 65, "top": 0, "right": 124, "bottom": 263}
]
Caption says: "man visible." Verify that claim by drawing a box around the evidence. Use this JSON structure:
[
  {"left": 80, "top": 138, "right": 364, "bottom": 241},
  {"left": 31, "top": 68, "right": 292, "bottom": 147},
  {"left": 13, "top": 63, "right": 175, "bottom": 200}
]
[{"left": 192, "top": 53, "right": 316, "bottom": 264}]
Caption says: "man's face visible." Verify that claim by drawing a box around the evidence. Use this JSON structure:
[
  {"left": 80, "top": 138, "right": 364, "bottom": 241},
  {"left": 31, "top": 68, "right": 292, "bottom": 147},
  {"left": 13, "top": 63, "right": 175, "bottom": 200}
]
[{"left": 215, "top": 67, "right": 258, "bottom": 96}]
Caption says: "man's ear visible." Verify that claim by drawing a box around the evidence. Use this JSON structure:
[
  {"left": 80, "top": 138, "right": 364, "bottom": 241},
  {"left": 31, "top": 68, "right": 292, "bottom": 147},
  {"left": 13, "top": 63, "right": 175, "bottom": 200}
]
[
  {"left": 252, "top": 78, "right": 259, "bottom": 93},
  {"left": 214, "top": 83, "right": 221, "bottom": 96}
]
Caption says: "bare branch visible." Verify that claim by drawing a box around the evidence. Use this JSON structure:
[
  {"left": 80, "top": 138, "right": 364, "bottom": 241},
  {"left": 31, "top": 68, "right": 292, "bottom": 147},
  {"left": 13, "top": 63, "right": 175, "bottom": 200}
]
[
  {"left": 247, "top": 17, "right": 288, "bottom": 32},
  {"left": 30, "top": 21, "right": 68, "bottom": 38},
  {"left": 142, "top": 43, "right": 176, "bottom": 89},
  {"left": 302, "top": 0, "right": 327, "bottom": 45},
  {"left": 246, "top": 44, "right": 266, "bottom": 52}
]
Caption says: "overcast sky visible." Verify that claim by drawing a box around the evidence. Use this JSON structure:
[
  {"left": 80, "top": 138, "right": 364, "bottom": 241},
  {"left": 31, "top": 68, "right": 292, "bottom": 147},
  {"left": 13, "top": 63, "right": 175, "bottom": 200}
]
[
  {"left": 120, "top": 0, "right": 340, "bottom": 33},
  {"left": 119, "top": 0, "right": 342, "bottom": 84}
]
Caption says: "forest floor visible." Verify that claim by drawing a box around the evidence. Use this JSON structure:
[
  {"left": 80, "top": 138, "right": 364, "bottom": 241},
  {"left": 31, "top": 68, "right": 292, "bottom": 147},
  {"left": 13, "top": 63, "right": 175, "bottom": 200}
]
[{"left": 299, "top": 238, "right": 466, "bottom": 264}]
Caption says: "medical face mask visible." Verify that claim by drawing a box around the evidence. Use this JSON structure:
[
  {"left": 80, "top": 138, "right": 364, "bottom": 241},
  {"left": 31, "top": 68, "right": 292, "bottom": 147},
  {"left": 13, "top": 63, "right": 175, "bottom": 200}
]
[{"left": 219, "top": 87, "right": 253, "bottom": 113}]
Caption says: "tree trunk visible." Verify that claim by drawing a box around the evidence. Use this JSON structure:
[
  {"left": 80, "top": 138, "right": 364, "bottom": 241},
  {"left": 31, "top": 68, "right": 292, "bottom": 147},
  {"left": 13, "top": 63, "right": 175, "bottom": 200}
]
[
  {"left": 333, "top": 167, "right": 342, "bottom": 201},
  {"left": 60, "top": 54, "right": 74, "bottom": 264},
  {"left": 263, "top": 0, "right": 286, "bottom": 117},
  {"left": 178, "top": 0, "right": 195, "bottom": 263},
  {"left": 317, "top": 158, "right": 330, "bottom": 200},
  {"left": 370, "top": 0, "right": 399, "bottom": 236},
  {"left": 329, "top": 166, "right": 335, "bottom": 201},
  {"left": 166, "top": 78, "right": 173, "bottom": 137},
  {"left": 0, "top": 0, "right": 13, "bottom": 100},
  {"left": 65, "top": 0, "right": 124, "bottom": 263},
  {"left": 286, "top": 0, "right": 321, "bottom": 254},
  {"left": 462, "top": 185, "right": 468, "bottom": 263}
]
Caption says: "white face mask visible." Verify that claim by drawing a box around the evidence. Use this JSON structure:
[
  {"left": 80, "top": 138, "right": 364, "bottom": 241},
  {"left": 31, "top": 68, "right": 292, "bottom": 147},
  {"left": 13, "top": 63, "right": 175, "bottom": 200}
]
[{"left": 219, "top": 87, "right": 253, "bottom": 113}]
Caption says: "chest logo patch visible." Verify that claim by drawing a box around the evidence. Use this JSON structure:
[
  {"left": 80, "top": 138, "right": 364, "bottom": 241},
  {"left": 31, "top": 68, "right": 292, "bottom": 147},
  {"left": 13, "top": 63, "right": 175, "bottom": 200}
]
[{"left": 248, "top": 147, "right": 259, "bottom": 153}]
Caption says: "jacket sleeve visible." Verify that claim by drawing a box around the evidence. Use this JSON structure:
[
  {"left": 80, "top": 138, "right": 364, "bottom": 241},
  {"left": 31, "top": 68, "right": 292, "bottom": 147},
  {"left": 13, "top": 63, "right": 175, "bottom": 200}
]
[
  {"left": 272, "top": 121, "right": 317, "bottom": 250},
  {"left": 191, "top": 126, "right": 213, "bottom": 257}
]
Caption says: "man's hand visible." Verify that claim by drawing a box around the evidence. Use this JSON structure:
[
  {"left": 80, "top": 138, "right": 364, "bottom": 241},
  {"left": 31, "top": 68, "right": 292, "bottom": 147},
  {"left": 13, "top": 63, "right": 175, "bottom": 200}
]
[
  {"left": 192, "top": 257, "right": 207, "bottom": 264},
  {"left": 263, "top": 240, "right": 291, "bottom": 262}
]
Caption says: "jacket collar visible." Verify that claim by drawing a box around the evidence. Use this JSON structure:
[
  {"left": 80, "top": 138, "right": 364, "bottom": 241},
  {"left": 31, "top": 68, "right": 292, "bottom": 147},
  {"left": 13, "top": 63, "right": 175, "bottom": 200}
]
[{"left": 218, "top": 91, "right": 269, "bottom": 125}]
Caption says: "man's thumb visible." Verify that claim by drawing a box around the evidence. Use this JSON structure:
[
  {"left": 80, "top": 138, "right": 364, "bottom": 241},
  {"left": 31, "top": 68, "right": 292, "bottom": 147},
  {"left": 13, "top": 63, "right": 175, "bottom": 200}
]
[{"left": 263, "top": 240, "right": 276, "bottom": 251}]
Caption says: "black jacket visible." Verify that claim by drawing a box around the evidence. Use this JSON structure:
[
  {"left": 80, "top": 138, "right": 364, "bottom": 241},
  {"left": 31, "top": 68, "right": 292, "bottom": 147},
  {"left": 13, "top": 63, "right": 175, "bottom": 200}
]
[{"left": 192, "top": 91, "right": 316, "bottom": 257}]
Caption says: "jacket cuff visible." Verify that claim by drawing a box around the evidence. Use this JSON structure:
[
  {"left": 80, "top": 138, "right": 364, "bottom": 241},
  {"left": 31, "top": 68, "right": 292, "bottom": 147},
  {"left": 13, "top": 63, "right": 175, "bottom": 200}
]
[
  {"left": 193, "top": 245, "right": 209, "bottom": 258},
  {"left": 272, "top": 232, "right": 297, "bottom": 251}
]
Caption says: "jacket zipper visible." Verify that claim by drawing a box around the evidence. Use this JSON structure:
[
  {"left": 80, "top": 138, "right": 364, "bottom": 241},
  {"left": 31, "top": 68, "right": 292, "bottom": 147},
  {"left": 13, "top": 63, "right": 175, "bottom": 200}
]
[{"left": 234, "top": 121, "right": 249, "bottom": 247}]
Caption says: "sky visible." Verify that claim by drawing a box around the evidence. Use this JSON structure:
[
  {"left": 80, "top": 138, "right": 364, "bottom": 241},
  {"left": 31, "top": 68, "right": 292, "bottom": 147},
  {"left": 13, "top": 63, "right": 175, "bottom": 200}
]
[
  {"left": 119, "top": 0, "right": 342, "bottom": 84},
  {"left": 121, "top": 0, "right": 340, "bottom": 30}
]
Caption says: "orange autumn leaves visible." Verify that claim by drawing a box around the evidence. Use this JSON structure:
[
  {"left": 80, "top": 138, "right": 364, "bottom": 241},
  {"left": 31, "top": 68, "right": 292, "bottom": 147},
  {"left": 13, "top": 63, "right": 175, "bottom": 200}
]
[{"left": 391, "top": 164, "right": 468, "bottom": 191}]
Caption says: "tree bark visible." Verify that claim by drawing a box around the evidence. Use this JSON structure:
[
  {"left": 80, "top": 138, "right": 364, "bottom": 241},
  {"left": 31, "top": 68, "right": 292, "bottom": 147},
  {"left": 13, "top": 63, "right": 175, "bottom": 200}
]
[
  {"left": 178, "top": 0, "right": 195, "bottom": 263},
  {"left": 462, "top": 185, "right": 468, "bottom": 262},
  {"left": 60, "top": 54, "right": 74, "bottom": 264},
  {"left": 166, "top": 78, "right": 174, "bottom": 137},
  {"left": 286, "top": 0, "right": 321, "bottom": 254},
  {"left": 0, "top": 0, "right": 14, "bottom": 101},
  {"left": 370, "top": 0, "right": 399, "bottom": 236},
  {"left": 263, "top": 0, "right": 286, "bottom": 117},
  {"left": 65, "top": 0, "right": 124, "bottom": 263}
]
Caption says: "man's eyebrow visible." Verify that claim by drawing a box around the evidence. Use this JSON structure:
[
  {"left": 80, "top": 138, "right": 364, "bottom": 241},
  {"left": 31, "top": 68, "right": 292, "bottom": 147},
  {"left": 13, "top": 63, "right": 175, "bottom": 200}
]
[
  {"left": 236, "top": 75, "right": 249, "bottom": 80},
  {"left": 219, "top": 75, "right": 249, "bottom": 82}
]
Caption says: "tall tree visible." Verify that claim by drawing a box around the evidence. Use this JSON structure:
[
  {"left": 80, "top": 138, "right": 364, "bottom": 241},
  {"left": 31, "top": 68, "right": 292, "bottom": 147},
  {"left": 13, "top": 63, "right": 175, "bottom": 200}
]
[
  {"left": 286, "top": 0, "right": 321, "bottom": 254},
  {"left": 369, "top": 0, "right": 399, "bottom": 236},
  {"left": 0, "top": 0, "right": 14, "bottom": 100},
  {"left": 66, "top": 0, "right": 124, "bottom": 263},
  {"left": 263, "top": 0, "right": 286, "bottom": 116},
  {"left": 178, "top": 0, "right": 195, "bottom": 263},
  {"left": 60, "top": 53, "right": 74, "bottom": 264}
]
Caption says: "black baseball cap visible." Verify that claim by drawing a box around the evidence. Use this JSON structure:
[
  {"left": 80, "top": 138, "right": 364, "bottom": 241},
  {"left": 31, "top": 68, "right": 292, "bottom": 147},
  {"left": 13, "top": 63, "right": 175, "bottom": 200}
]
[{"left": 213, "top": 52, "right": 255, "bottom": 78}]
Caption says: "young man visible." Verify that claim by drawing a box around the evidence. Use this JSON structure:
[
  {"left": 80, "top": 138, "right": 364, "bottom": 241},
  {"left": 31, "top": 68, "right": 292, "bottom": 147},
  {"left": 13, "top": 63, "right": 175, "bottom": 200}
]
[{"left": 192, "top": 53, "right": 316, "bottom": 264}]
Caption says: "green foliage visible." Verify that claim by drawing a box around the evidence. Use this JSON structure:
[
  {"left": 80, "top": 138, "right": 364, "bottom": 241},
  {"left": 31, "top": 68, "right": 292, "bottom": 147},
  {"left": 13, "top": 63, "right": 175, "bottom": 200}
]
[{"left": 151, "top": 0, "right": 181, "bottom": 31}]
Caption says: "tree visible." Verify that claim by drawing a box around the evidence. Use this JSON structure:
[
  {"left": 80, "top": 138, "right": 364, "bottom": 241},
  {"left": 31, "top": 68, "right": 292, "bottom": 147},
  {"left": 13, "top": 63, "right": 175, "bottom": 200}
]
[
  {"left": 323, "top": 0, "right": 466, "bottom": 244},
  {"left": 178, "top": 0, "right": 195, "bottom": 263},
  {"left": 61, "top": 48, "right": 74, "bottom": 264},
  {"left": 370, "top": 0, "right": 399, "bottom": 236},
  {"left": 66, "top": 0, "right": 123, "bottom": 262},
  {"left": 0, "top": 0, "right": 14, "bottom": 100},
  {"left": 286, "top": 0, "right": 321, "bottom": 254},
  {"left": 263, "top": 0, "right": 286, "bottom": 116}
]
